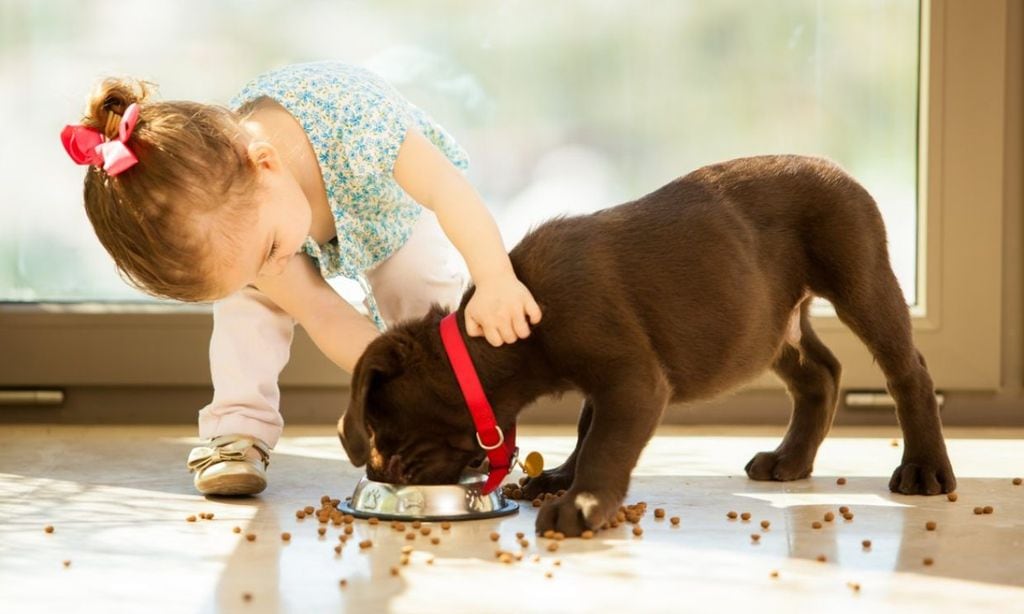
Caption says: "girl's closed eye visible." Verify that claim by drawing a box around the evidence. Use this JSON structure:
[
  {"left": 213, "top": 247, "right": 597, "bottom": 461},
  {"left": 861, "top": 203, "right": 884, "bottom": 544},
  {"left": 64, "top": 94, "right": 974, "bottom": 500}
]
[{"left": 267, "top": 240, "right": 280, "bottom": 262}]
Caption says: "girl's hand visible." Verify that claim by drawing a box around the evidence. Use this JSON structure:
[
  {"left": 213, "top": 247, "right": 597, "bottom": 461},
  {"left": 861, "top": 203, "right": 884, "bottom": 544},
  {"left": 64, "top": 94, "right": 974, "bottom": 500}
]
[{"left": 465, "top": 274, "right": 542, "bottom": 346}]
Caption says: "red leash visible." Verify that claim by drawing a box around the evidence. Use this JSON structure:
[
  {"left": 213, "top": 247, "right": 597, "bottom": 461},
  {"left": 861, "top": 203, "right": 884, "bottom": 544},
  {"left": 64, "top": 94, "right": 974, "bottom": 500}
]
[{"left": 439, "top": 312, "right": 517, "bottom": 495}]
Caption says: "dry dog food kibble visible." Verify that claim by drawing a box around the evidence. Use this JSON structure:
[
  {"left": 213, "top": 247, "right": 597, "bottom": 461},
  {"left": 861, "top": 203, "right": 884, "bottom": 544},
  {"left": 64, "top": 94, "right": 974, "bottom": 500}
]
[
  {"left": 334, "top": 545, "right": 342, "bottom": 554},
  {"left": 339, "top": 579, "right": 348, "bottom": 588},
  {"left": 405, "top": 532, "right": 416, "bottom": 541},
  {"left": 816, "top": 554, "right": 827, "bottom": 562},
  {"left": 1013, "top": 477, "right": 1022, "bottom": 485},
  {"left": 281, "top": 532, "right": 291, "bottom": 541},
  {"left": 923, "top": 557, "right": 934, "bottom": 566},
  {"left": 654, "top": 508, "right": 666, "bottom": 519},
  {"left": 760, "top": 520, "right": 770, "bottom": 529},
  {"left": 186, "top": 515, "right": 197, "bottom": 523},
  {"left": 947, "top": 493, "right": 958, "bottom": 502},
  {"left": 359, "top": 540, "right": 373, "bottom": 549},
  {"left": 847, "top": 582, "right": 861, "bottom": 592},
  {"left": 824, "top": 512, "right": 835, "bottom": 522},
  {"left": 812, "top": 521, "right": 822, "bottom": 529},
  {"left": 246, "top": 533, "right": 256, "bottom": 542},
  {"left": 582, "top": 530, "right": 595, "bottom": 539},
  {"left": 431, "top": 537, "right": 440, "bottom": 545},
  {"left": 344, "top": 526, "right": 354, "bottom": 535},
  {"left": 836, "top": 477, "right": 847, "bottom": 485},
  {"left": 411, "top": 521, "right": 421, "bottom": 529},
  {"left": 670, "top": 517, "right": 680, "bottom": 526},
  {"left": 740, "top": 512, "right": 751, "bottom": 521},
  {"left": 925, "top": 521, "right": 937, "bottom": 531},
  {"left": 839, "top": 506, "right": 850, "bottom": 514},
  {"left": 516, "top": 532, "right": 525, "bottom": 539},
  {"left": 304, "top": 506, "right": 315, "bottom": 515},
  {"left": 420, "top": 527, "right": 431, "bottom": 536},
  {"left": 368, "top": 517, "right": 380, "bottom": 525},
  {"left": 862, "top": 539, "right": 872, "bottom": 548},
  {"left": 44, "top": 526, "right": 54, "bottom": 534},
  {"left": 63, "top": 560, "right": 71, "bottom": 568},
  {"left": 553, "top": 532, "right": 566, "bottom": 541},
  {"left": 983, "top": 506, "right": 994, "bottom": 514},
  {"left": 770, "top": 570, "right": 779, "bottom": 578},
  {"left": 441, "top": 522, "right": 452, "bottom": 530},
  {"left": 489, "top": 532, "right": 500, "bottom": 542},
  {"left": 295, "top": 511, "right": 306, "bottom": 519},
  {"left": 727, "top": 511, "right": 738, "bottom": 520},
  {"left": 750, "top": 534, "right": 760, "bottom": 543},
  {"left": 317, "top": 527, "right": 327, "bottom": 536},
  {"left": 547, "top": 542, "right": 559, "bottom": 552},
  {"left": 520, "top": 539, "right": 530, "bottom": 548},
  {"left": 390, "top": 566, "right": 400, "bottom": 576},
  {"left": 233, "top": 526, "right": 242, "bottom": 534},
  {"left": 242, "top": 592, "right": 252, "bottom": 602},
  {"left": 973, "top": 507, "right": 984, "bottom": 515},
  {"left": 633, "top": 526, "right": 643, "bottom": 537}
]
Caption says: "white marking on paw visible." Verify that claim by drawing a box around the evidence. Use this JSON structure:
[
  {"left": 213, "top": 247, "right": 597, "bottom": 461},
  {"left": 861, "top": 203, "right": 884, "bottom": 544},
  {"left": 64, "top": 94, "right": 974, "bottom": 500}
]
[{"left": 575, "top": 492, "right": 600, "bottom": 518}]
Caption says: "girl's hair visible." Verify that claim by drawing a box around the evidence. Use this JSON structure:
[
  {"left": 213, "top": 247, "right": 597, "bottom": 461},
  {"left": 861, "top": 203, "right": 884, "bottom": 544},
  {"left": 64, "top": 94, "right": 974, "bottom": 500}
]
[{"left": 79, "top": 76, "right": 257, "bottom": 302}]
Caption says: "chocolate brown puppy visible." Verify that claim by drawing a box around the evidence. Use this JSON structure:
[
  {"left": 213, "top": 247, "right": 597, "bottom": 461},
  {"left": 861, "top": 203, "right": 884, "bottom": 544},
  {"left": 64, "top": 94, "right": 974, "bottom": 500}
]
[{"left": 339, "top": 155, "right": 956, "bottom": 536}]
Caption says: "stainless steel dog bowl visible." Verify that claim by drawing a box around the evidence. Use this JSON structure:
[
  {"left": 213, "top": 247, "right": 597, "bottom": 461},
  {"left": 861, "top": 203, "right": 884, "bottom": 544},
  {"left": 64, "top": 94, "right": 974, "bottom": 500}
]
[{"left": 338, "top": 472, "right": 518, "bottom": 521}]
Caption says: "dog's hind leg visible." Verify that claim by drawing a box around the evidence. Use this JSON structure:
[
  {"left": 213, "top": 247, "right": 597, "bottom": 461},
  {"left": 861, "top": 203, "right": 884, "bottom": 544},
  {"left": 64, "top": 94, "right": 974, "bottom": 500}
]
[
  {"left": 806, "top": 181, "right": 954, "bottom": 494},
  {"left": 520, "top": 399, "right": 593, "bottom": 500},
  {"left": 746, "top": 298, "right": 842, "bottom": 482},
  {"left": 827, "top": 267, "right": 956, "bottom": 495}
]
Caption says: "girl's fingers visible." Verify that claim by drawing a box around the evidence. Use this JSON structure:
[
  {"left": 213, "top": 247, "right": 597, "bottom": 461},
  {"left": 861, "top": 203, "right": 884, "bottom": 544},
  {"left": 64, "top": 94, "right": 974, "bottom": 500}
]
[
  {"left": 484, "top": 325, "right": 505, "bottom": 347},
  {"left": 526, "top": 297, "right": 543, "bottom": 324},
  {"left": 496, "top": 320, "right": 517, "bottom": 344},
  {"left": 512, "top": 310, "right": 531, "bottom": 339},
  {"left": 466, "top": 315, "right": 484, "bottom": 337}
]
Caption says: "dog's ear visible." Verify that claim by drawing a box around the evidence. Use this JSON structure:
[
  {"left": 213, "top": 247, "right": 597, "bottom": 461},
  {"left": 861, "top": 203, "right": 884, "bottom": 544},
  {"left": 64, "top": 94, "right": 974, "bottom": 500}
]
[{"left": 338, "top": 332, "right": 418, "bottom": 466}]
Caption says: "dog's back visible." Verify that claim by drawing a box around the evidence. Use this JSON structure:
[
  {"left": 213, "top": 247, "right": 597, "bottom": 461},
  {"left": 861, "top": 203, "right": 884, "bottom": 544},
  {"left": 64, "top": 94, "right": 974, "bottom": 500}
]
[{"left": 507, "top": 155, "right": 887, "bottom": 401}]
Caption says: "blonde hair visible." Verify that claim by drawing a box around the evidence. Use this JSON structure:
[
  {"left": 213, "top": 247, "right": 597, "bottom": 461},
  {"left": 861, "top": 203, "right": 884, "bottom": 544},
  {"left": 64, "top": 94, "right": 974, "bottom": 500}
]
[{"left": 78, "top": 76, "right": 257, "bottom": 302}]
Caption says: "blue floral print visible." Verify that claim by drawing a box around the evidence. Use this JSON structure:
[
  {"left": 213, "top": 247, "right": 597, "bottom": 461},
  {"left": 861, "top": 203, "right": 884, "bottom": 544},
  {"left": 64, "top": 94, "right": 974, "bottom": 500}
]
[{"left": 230, "top": 62, "right": 469, "bottom": 330}]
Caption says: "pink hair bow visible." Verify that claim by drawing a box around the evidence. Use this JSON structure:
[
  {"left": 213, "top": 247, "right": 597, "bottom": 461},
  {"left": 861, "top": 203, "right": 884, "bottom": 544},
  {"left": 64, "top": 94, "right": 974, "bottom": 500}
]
[{"left": 60, "top": 103, "right": 140, "bottom": 176}]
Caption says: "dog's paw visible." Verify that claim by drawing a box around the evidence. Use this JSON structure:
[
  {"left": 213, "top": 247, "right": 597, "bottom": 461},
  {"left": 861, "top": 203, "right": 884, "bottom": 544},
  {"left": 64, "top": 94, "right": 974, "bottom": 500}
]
[
  {"left": 745, "top": 451, "right": 813, "bottom": 482},
  {"left": 535, "top": 490, "right": 618, "bottom": 537},
  {"left": 889, "top": 459, "right": 956, "bottom": 495},
  {"left": 520, "top": 466, "right": 574, "bottom": 500}
]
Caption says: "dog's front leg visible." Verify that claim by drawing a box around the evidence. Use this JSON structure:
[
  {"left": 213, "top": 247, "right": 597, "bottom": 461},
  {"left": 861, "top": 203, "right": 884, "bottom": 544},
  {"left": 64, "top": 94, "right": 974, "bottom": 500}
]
[
  {"left": 520, "top": 399, "right": 593, "bottom": 499},
  {"left": 535, "top": 372, "right": 669, "bottom": 537}
]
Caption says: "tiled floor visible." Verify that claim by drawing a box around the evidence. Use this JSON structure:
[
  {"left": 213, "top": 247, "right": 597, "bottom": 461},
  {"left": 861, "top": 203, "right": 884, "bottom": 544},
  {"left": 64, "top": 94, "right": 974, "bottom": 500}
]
[{"left": 1, "top": 424, "right": 1022, "bottom": 613}]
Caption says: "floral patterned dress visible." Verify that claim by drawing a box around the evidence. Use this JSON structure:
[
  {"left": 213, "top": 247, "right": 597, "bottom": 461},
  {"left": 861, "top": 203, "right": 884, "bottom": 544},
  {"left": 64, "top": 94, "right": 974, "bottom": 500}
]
[{"left": 230, "top": 61, "right": 469, "bottom": 330}]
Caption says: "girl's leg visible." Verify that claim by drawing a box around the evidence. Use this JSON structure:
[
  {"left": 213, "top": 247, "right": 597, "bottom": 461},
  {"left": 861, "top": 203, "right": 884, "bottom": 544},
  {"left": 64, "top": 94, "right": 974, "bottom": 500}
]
[
  {"left": 366, "top": 211, "right": 468, "bottom": 326},
  {"left": 197, "top": 285, "right": 295, "bottom": 449}
]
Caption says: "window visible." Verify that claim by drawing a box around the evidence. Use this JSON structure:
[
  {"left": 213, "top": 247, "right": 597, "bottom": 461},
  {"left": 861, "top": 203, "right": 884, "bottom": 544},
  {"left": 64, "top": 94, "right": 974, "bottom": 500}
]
[{"left": 0, "top": 0, "right": 1006, "bottom": 393}]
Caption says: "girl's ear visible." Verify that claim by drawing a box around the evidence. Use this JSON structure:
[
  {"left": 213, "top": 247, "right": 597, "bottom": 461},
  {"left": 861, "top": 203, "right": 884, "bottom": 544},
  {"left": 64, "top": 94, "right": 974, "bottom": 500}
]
[{"left": 246, "top": 140, "right": 281, "bottom": 172}]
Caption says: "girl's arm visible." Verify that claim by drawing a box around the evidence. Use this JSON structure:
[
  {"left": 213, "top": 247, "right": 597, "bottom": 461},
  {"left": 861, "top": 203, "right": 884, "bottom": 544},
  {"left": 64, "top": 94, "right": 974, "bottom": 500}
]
[
  {"left": 393, "top": 128, "right": 542, "bottom": 347},
  {"left": 255, "top": 254, "right": 379, "bottom": 373}
]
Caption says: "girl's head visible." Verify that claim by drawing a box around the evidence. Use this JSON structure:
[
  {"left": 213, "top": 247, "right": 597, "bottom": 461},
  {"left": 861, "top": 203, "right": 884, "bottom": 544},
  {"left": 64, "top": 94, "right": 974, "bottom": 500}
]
[{"left": 67, "top": 76, "right": 310, "bottom": 302}]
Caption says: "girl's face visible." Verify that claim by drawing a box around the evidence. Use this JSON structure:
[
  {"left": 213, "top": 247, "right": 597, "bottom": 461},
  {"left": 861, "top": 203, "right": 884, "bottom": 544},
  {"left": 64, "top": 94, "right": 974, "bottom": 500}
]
[{"left": 212, "top": 141, "right": 312, "bottom": 299}]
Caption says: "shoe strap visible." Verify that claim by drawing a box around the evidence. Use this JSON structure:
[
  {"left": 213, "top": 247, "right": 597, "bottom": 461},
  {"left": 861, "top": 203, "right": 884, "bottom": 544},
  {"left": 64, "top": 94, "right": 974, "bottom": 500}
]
[{"left": 187, "top": 435, "right": 271, "bottom": 473}]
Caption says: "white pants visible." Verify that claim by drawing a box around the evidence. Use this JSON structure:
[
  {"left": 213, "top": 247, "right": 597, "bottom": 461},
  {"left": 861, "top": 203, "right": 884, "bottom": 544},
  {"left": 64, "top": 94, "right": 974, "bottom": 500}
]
[{"left": 196, "top": 212, "right": 467, "bottom": 448}]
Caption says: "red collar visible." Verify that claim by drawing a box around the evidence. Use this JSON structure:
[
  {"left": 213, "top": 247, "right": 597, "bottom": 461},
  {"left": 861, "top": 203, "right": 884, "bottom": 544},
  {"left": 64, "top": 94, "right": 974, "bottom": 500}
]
[{"left": 439, "top": 312, "right": 517, "bottom": 495}]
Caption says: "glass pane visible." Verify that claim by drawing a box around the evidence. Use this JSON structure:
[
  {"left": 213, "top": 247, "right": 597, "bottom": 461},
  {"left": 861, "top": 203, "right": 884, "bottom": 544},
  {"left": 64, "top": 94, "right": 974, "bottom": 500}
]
[{"left": 0, "top": 0, "right": 919, "bottom": 305}]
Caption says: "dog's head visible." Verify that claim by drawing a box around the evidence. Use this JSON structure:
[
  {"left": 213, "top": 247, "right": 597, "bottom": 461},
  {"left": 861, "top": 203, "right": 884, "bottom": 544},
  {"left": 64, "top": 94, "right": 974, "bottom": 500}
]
[{"left": 338, "top": 309, "right": 487, "bottom": 485}]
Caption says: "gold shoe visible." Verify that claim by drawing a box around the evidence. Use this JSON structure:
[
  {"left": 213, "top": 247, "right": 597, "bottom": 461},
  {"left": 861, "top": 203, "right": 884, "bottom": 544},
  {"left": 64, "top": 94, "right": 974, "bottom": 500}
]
[{"left": 187, "top": 435, "right": 270, "bottom": 496}]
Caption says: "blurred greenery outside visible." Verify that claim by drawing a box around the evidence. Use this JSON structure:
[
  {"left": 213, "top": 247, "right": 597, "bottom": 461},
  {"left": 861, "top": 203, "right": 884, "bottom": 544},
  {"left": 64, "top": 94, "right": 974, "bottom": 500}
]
[{"left": 0, "top": 0, "right": 919, "bottom": 305}]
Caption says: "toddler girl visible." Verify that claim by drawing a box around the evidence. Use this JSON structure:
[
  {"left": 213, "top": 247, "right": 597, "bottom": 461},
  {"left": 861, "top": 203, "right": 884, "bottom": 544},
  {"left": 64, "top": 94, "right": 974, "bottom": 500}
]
[{"left": 61, "top": 61, "right": 541, "bottom": 495}]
